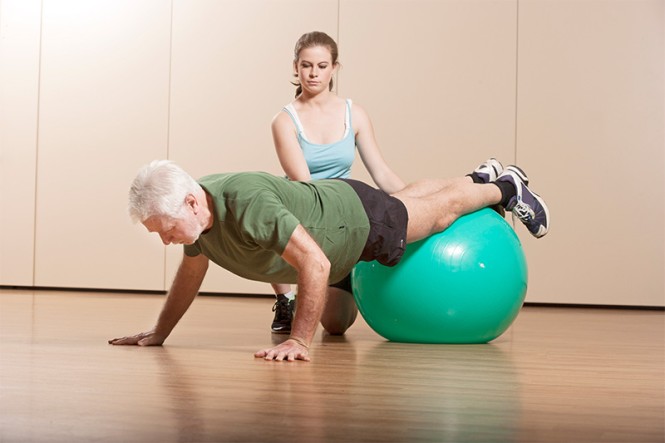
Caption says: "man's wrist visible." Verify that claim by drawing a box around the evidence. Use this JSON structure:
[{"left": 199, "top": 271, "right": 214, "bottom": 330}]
[{"left": 288, "top": 336, "right": 309, "bottom": 349}]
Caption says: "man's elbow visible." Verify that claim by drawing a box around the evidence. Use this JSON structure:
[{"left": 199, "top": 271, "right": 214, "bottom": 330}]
[{"left": 313, "top": 254, "right": 331, "bottom": 276}]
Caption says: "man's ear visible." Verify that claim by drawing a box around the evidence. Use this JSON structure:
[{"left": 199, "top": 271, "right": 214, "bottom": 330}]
[{"left": 184, "top": 194, "right": 198, "bottom": 214}]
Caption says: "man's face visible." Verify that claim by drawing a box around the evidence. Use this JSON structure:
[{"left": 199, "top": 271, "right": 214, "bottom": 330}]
[{"left": 143, "top": 212, "right": 203, "bottom": 246}]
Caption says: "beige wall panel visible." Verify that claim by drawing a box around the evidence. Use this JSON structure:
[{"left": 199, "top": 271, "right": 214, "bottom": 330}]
[
  {"left": 517, "top": 0, "right": 664, "bottom": 306},
  {"left": 339, "top": 0, "right": 518, "bottom": 185},
  {"left": 34, "top": 0, "right": 171, "bottom": 290},
  {"left": 0, "top": 0, "right": 41, "bottom": 285},
  {"left": 167, "top": 0, "right": 338, "bottom": 293}
]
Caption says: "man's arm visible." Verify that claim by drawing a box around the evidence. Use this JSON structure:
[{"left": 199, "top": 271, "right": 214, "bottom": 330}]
[
  {"left": 109, "top": 252, "right": 209, "bottom": 346},
  {"left": 255, "top": 224, "right": 331, "bottom": 361}
]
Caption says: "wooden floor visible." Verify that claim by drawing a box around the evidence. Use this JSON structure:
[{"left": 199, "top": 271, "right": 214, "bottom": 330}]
[{"left": 0, "top": 289, "right": 663, "bottom": 443}]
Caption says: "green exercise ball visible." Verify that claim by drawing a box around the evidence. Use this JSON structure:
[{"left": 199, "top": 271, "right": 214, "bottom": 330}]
[{"left": 352, "top": 208, "right": 528, "bottom": 344}]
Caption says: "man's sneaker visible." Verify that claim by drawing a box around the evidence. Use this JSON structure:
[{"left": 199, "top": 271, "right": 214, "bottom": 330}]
[
  {"left": 496, "top": 165, "right": 550, "bottom": 238},
  {"left": 473, "top": 158, "right": 505, "bottom": 184},
  {"left": 473, "top": 158, "right": 509, "bottom": 217},
  {"left": 473, "top": 158, "right": 530, "bottom": 185},
  {"left": 271, "top": 294, "right": 295, "bottom": 334}
]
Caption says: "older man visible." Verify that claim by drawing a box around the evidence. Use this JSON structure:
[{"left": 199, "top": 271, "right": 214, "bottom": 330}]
[{"left": 109, "top": 160, "right": 549, "bottom": 361}]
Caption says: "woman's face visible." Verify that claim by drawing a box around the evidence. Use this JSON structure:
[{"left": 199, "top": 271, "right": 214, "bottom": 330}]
[{"left": 294, "top": 45, "right": 337, "bottom": 95}]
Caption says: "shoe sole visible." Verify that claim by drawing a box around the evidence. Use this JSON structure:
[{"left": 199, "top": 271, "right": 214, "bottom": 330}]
[{"left": 487, "top": 158, "right": 504, "bottom": 179}]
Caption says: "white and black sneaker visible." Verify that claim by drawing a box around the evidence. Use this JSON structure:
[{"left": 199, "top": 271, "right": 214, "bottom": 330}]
[
  {"left": 473, "top": 158, "right": 512, "bottom": 217},
  {"left": 496, "top": 166, "right": 550, "bottom": 238},
  {"left": 473, "top": 158, "right": 506, "bottom": 184}
]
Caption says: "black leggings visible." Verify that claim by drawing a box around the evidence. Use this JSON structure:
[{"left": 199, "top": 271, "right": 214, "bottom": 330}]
[{"left": 330, "top": 273, "right": 353, "bottom": 293}]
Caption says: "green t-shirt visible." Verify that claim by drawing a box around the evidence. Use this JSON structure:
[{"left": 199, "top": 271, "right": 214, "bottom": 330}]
[{"left": 183, "top": 172, "right": 370, "bottom": 284}]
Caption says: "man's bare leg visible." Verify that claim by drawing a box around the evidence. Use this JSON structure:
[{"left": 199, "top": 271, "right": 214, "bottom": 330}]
[{"left": 395, "top": 181, "right": 502, "bottom": 243}]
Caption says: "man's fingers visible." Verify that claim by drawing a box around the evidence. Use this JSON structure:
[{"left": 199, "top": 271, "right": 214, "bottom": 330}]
[
  {"left": 264, "top": 350, "right": 279, "bottom": 361},
  {"left": 254, "top": 344, "right": 310, "bottom": 361},
  {"left": 109, "top": 334, "right": 148, "bottom": 346},
  {"left": 108, "top": 336, "right": 133, "bottom": 345}
]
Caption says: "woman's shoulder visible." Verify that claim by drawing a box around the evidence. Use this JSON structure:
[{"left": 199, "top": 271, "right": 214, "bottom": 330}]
[
  {"left": 349, "top": 100, "right": 370, "bottom": 121},
  {"left": 271, "top": 104, "right": 295, "bottom": 127}
]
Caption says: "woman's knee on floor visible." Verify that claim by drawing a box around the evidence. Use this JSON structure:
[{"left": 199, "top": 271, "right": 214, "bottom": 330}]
[{"left": 320, "top": 288, "right": 358, "bottom": 335}]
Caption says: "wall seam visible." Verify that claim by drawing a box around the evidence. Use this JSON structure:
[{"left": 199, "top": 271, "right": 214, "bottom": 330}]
[
  {"left": 513, "top": 0, "right": 520, "bottom": 165},
  {"left": 32, "top": 0, "right": 45, "bottom": 286},
  {"left": 336, "top": 0, "right": 341, "bottom": 94},
  {"left": 163, "top": 0, "right": 175, "bottom": 291}
]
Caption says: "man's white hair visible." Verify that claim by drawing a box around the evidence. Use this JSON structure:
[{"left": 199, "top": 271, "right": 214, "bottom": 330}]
[{"left": 128, "top": 160, "right": 202, "bottom": 223}]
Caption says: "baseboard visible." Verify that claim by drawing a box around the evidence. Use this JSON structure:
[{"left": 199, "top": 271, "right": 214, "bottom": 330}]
[{"left": 3, "top": 285, "right": 663, "bottom": 310}]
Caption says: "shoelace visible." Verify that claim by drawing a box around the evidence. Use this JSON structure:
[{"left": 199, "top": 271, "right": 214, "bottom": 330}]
[
  {"left": 512, "top": 200, "right": 535, "bottom": 222},
  {"left": 272, "top": 299, "right": 292, "bottom": 318}
]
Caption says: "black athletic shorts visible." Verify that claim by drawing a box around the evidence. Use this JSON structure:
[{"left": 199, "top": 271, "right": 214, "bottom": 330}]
[{"left": 329, "top": 179, "right": 409, "bottom": 293}]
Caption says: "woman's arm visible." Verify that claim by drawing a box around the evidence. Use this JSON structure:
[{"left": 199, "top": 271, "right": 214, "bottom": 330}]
[
  {"left": 271, "top": 111, "right": 312, "bottom": 181},
  {"left": 353, "top": 103, "right": 406, "bottom": 194}
]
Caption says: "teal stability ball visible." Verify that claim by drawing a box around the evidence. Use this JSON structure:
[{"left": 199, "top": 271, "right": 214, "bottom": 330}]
[{"left": 351, "top": 208, "right": 528, "bottom": 344}]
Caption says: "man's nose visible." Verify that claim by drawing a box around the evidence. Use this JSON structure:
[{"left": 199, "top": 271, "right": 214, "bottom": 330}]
[{"left": 159, "top": 233, "right": 171, "bottom": 245}]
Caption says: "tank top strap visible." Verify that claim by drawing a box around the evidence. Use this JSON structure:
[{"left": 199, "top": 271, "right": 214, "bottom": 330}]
[
  {"left": 284, "top": 100, "right": 352, "bottom": 139},
  {"left": 344, "top": 98, "right": 353, "bottom": 138},
  {"left": 283, "top": 103, "right": 305, "bottom": 136}
]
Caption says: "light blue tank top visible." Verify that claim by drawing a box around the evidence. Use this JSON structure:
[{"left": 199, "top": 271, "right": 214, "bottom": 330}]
[{"left": 282, "top": 99, "right": 355, "bottom": 179}]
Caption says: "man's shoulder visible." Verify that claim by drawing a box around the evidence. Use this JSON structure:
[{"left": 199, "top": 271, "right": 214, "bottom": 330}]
[
  {"left": 200, "top": 172, "right": 295, "bottom": 201},
  {"left": 199, "top": 172, "right": 276, "bottom": 187},
  {"left": 198, "top": 172, "right": 233, "bottom": 186}
]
